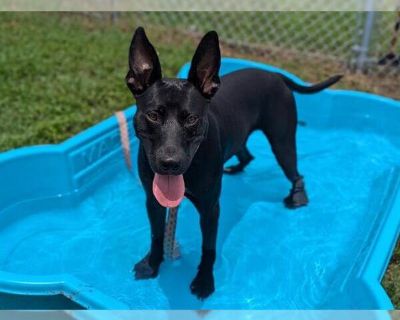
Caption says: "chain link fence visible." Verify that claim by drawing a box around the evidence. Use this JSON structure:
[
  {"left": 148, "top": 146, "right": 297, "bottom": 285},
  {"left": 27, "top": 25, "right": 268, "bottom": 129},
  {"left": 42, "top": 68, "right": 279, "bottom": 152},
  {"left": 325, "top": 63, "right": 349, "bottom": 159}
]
[{"left": 130, "top": 10, "right": 400, "bottom": 74}]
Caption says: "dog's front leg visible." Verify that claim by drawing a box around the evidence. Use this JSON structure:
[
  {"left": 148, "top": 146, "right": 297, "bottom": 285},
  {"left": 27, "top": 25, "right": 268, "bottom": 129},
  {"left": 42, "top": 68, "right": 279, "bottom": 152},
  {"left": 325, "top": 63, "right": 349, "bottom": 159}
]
[
  {"left": 190, "top": 200, "right": 220, "bottom": 299},
  {"left": 134, "top": 145, "right": 167, "bottom": 279},
  {"left": 134, "top": 196, "right": 166, "bottom": 279}
]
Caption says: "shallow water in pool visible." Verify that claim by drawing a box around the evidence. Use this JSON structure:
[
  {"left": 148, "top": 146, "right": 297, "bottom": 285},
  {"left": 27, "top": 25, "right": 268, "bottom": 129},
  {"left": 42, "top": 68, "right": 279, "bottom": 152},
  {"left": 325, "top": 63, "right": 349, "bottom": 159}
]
[{"left": 1, "top": 127, "right": 400, "bottom": 309}]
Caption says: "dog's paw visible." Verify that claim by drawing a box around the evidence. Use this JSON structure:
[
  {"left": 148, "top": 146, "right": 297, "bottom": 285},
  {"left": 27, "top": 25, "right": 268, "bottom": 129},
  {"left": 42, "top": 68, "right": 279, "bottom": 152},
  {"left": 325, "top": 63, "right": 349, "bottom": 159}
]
[
  {"left": 284, "top": 191, "right": 308, "bottom": 209},
  {"left": 133, "top": 254, "right": 161, "bottom": 280},
  {"left": 223, "top": 164, "right": 244, "bottom": 175},
  {"left": 284, "top": 177, "right": 309, "bottom": 209},
  {"left": 190, "top": 270, "right": 215, "bottom": 300}
]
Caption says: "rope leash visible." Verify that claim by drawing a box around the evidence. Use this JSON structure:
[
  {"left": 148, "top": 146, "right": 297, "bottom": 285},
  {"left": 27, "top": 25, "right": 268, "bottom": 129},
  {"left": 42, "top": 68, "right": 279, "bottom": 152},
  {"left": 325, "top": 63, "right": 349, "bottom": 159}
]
[
  {"left": 164, "top": 206, "right": 181, "bottom": 260},
  {"left": 115, "top": 111, "right": 181, "bottom": 261},
  {"left": 115, "top": 111, "right": 132, "bottom": 171}
]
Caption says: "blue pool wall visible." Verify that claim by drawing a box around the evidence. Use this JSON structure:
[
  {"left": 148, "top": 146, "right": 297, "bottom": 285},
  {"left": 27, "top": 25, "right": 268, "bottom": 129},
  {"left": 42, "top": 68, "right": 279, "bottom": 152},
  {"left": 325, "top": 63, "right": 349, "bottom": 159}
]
[{"left": 0, "top": 58, "right": 399, "bottom": 309}]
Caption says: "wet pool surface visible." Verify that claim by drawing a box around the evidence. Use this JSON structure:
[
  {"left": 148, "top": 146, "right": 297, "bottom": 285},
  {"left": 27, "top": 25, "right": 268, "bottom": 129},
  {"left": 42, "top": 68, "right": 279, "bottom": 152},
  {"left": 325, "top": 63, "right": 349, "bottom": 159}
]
[{"left": 1, "top": 127, "right": 399, "bottom": 309}]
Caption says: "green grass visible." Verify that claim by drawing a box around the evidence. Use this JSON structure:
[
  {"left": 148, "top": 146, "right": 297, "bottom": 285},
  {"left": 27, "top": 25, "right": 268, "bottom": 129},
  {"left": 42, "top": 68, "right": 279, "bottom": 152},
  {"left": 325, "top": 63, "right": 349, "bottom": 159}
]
[
  {"left": 0, "top": 12, "right": 399, "bottom": 308},
  {"left": 383, "top": 244, "right": 400, "bottom": 307},
  {"left": 0, "top": 12, "right": 195, "bottom": 151}
]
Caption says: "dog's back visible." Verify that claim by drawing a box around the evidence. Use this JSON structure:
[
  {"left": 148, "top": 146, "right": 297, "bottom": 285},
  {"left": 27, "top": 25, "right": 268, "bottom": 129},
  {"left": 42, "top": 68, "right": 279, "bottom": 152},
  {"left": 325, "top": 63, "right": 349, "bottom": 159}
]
[
  {"left": 210, "top": 68, "right": 341, "bottom": 161},
  {"left": 211, "top": 68, "right": 296, "bottom": 161}
]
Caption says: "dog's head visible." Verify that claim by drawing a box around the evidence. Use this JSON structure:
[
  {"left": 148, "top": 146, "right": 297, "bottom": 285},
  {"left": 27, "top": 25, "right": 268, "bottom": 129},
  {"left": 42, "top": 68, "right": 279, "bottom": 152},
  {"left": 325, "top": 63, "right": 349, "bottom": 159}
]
[{"left": 126, "top": 27, "right": 221, "bottom": 176}]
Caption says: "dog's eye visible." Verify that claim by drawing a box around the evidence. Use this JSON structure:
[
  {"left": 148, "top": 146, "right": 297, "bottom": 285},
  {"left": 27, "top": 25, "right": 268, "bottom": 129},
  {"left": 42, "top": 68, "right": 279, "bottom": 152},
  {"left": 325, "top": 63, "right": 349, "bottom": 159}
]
[
  {"left": 146, "top": 111, "right": 159, "bottom": 122},
  {"left": 185, "top": 115, "right": 198, "bottom": 126}
]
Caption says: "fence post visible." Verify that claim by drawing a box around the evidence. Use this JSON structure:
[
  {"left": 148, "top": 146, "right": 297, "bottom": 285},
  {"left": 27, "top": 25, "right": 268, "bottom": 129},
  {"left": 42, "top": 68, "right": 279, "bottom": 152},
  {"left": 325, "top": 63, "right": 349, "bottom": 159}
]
[
  {"left": 110, "top": 0, "right": 119, "bottom": 24},
  {"left": 355, "top": 0, "right": 376, "bottom": 71}
]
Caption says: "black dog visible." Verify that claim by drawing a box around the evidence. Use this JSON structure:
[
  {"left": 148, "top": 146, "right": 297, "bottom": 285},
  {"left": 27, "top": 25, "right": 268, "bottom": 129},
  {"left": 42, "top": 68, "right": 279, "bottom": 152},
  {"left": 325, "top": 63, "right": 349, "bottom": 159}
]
[{"left": 125, "top": 27, "right": 342, "bottom": 299}]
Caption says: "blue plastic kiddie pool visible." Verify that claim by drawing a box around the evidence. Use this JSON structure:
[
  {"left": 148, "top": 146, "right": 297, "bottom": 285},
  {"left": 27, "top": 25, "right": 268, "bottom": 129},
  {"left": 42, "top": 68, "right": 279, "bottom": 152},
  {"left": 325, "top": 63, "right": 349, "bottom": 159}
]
[{"left": 0, "top": 58, "right": 399, "bottom": 310}]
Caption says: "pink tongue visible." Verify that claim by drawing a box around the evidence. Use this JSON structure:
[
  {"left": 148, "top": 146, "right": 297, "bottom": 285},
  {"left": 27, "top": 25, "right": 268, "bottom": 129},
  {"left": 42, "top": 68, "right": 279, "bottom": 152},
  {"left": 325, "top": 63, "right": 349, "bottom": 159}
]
[{"left": 153, "top": 174, "right": 185, "bottom": 208}]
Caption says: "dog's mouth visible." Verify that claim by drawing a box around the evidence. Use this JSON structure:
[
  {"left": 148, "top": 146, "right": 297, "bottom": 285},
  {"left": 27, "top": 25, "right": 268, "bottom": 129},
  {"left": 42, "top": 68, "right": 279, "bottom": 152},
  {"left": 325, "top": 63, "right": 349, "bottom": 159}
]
[{"left": 152, "top": 174, "right": 185, "bottom": 208}]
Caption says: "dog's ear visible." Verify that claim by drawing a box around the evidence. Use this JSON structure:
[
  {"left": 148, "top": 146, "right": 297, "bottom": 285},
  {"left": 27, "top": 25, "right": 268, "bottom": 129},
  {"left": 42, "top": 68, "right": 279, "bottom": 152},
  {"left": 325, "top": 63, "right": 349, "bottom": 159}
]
[
  {"left": 126, "top": 27, "right": 162, "bottom": 96},
  {"left": 188, "top": 31, "right": 221, "bottom": 99}
]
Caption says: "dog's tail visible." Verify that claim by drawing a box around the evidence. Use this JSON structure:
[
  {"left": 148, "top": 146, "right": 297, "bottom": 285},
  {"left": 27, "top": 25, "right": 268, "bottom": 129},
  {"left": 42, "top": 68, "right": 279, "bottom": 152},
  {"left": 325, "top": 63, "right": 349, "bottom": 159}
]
[{"left": 280, "top": 74, "right": 343, "bottom": 94}]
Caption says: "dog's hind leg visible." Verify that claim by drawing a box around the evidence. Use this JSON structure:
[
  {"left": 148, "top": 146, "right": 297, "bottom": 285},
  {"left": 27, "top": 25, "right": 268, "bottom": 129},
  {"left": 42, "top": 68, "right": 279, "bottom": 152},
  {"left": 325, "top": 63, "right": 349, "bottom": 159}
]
[
  {"left": 274, "top": 144, "right": 308, "bottom": 209},
  {"left": 262, "top": 129, "right": 308, "bottom": 209},
  {"left": 223, "top": 146, "right": 254, "bottom": 174}
]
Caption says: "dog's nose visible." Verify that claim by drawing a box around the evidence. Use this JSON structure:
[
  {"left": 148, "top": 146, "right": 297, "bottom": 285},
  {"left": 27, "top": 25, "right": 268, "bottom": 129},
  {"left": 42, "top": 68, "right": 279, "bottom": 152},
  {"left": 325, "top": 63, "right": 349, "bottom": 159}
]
[{"left": 160, "top": 158, "right": 181, "bottom": 173}]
